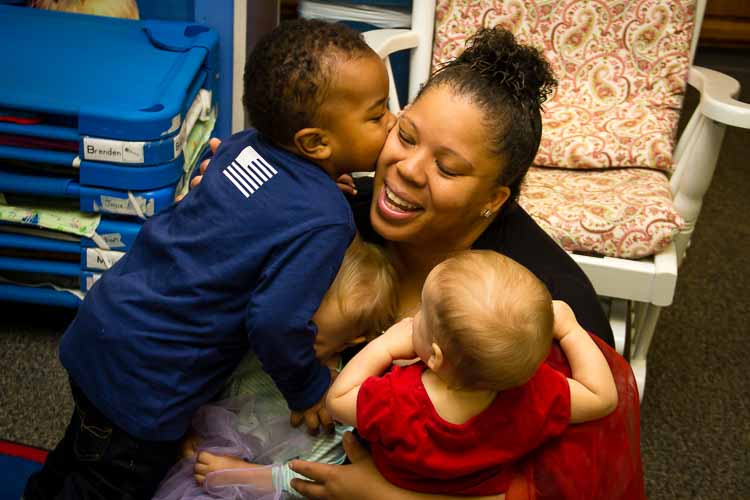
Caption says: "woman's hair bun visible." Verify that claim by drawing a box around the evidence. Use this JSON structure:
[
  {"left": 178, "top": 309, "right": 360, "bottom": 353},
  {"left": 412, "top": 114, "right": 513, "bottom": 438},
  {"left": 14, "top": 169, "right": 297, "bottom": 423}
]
[{"left": 454, "top": 27, "right": 557, "bottom": 107}]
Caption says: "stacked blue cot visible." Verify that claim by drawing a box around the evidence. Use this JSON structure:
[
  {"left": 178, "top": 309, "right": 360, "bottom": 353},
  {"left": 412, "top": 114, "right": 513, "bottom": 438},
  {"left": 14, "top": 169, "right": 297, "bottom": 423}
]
[{"left": 0, "top": 6, "right": 219, "bottom": 307}]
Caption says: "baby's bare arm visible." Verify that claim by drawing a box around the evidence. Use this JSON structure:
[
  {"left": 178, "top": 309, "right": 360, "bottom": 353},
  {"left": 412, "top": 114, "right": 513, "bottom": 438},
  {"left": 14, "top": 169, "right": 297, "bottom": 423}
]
[
  {"left": 553, "top": 301, "right": 618, "bottom": 423},
  {"left": 327, "top": 318, "right": 415, "bottom": 427}
]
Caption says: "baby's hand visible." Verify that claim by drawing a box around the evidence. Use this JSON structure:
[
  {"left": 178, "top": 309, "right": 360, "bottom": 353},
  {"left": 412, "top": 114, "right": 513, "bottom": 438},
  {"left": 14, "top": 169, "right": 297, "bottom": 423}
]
[
  {"left": 381, "top": 317, "right": 416, "bottom": 360},
  {"left": 552, "top": 300, "right": 584, "bottom": 341},
  {"left": 290, "top": 391, "right": 334, "bottom": 436}
]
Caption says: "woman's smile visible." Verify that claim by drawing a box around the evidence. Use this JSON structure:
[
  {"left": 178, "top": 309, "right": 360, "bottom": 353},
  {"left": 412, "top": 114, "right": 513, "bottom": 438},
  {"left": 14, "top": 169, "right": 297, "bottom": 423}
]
[{"left": 377, "top": 182, "right": 424, "bottom": 221}]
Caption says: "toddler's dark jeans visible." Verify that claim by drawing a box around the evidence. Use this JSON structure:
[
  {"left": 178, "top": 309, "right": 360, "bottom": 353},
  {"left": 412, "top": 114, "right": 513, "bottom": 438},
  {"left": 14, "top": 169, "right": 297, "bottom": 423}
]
[{"left": 23, "top": 382, "right": 181, "bottom": 500}]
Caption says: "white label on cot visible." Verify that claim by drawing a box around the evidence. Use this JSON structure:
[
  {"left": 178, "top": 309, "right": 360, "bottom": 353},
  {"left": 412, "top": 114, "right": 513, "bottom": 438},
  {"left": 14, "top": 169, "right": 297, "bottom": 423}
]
[
  {"left": 100, "top": 233, "right": 125, "bottom": 248},
  {"left": 83, "top": 137, "right": 145, "bottom": 164},
  {"left": 85, "top": 248, "right": 125, "bottom": 270},
  {"left": 164, "top": 113, "right": 182, "bottom": 136},
  {"left": 173, "top": 129, "right": 185, "bottom": 158},
  {"left": 97, "top": 195, "right": 154, "bottom": 217},
  {"left": 85, "top": 273, "right": 102, "bottom": 291}
]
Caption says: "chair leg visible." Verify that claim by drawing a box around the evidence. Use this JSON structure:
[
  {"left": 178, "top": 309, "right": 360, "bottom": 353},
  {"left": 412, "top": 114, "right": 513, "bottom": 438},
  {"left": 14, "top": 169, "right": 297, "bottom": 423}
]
[
  {"left": 608, "top": 299, "right": 629, "bottom": 358},
  {"left": 629, "top": 302, "right": 663, "bottom": 401}
]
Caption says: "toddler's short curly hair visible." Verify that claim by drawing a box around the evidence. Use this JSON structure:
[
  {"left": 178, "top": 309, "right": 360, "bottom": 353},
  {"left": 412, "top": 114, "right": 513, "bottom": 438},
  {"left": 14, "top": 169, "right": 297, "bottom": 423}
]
[{"left": 244, "top": 19, "right": 376, "bottom": 147}]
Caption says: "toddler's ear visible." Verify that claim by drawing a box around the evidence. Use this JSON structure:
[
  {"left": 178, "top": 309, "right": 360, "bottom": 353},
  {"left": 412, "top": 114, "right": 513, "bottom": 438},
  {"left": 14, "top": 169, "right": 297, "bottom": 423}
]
[{"left": 294, "top": 128, "right": 332, "bottom": 161}]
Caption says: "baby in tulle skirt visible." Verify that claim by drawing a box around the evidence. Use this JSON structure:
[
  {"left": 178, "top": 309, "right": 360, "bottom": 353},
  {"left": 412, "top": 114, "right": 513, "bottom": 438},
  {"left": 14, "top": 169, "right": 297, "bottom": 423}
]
[{"left": 152, "top": 235, "right": 398, "bottom": 500}]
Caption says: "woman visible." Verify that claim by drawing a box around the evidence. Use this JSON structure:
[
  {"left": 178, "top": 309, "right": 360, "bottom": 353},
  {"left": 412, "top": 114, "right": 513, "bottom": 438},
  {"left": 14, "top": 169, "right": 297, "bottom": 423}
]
[{"left": 193, "top": 27, "right": 643, "bottom": 500}]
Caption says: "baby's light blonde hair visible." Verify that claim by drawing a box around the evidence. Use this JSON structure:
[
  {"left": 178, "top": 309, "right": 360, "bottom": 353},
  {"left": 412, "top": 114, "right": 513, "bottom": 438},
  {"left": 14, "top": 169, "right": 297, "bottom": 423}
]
[
  {"left": 424, "top": 250, "right": 553, "bottom": 391},
  {"left": 326, "top": 235, "right": 398, "bottom": 341}
]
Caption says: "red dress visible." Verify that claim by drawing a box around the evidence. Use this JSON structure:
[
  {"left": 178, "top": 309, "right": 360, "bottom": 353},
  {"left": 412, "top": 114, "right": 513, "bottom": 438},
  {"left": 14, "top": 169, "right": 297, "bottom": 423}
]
[
  {"left": 505, "top": 335, "right": 646, "bottom": 500},
  {"left": 357, "top": 362, "right": 571, "bottom": 495}
]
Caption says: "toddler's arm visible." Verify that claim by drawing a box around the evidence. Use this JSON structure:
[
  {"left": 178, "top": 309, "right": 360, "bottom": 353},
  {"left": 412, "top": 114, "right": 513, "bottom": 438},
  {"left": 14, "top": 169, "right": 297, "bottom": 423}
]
[
  {"left": 327, "top": 318, "right": 415, "bottom": 427},
  {"left": 553, "top": 301, "right": 618, "bottom": 423},
  {"left": 247, "top": 224, "right": 353, "bottom": 435}
]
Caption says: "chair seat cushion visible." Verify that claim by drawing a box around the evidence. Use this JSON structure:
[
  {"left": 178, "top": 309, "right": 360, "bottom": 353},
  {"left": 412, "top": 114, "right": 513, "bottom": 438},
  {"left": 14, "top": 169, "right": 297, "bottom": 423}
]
[{"left": 519, "top": 167, "right": 684, "bottom": 259}]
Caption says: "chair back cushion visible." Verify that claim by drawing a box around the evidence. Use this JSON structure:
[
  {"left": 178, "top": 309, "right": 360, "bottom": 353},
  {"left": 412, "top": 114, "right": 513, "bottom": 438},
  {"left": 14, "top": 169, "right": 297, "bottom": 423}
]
[{"left": 433, "top": 0, "right": 697, "bottom": 171}]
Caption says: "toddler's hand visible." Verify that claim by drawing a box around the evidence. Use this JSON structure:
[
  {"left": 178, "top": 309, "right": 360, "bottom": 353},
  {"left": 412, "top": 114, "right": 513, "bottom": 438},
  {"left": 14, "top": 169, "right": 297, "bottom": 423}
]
[
  {"left": 290, "top": 392, "right": 334, "bottom": 436},
  {"left": 180, "top": 431, "right": 200, "bottom": 459},
  {"left": 552, "top": 300, "right": 584, "bottom": 341}
]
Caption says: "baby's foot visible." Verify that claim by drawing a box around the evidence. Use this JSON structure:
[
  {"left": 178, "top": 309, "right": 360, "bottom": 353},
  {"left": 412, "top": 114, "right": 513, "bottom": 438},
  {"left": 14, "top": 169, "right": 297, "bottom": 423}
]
[
  {"left": 194, "top": 451, "right": 249, "bottom": 484},
  {"left": 194, "top": 452, "right": 274, "bottom": 492}
]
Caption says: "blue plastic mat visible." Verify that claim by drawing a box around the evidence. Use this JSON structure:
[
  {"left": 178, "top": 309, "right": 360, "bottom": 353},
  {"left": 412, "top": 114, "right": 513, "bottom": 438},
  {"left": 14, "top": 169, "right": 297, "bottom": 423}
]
[
  {"left": 0, "top": 5, "right": 218, "bottom": 147},
  {"left": 0, "top": 440, "right": 47, "bottom": 500}
]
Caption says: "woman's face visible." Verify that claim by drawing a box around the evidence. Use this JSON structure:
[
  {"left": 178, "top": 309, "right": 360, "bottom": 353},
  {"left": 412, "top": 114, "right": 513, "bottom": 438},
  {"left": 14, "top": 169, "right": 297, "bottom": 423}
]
[{"left": 369, "top": 86, "right": 510, "bottom": 250}]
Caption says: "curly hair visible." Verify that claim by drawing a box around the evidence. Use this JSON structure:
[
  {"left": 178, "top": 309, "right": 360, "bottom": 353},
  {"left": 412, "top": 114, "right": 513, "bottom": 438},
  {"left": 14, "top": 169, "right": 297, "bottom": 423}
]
[
  {"left": 419, "top": 28, "right": 557, "bottom": 207},
  {"left": 243, "top": 19, "right": 375, "bottom": 146}
]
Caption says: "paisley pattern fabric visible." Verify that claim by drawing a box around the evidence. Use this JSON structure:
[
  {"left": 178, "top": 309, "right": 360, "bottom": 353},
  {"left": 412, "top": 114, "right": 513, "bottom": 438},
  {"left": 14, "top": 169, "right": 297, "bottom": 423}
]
[
  {"left": 433, "top": 0, "right": 693, "bottom": 256},
  {"left": 519, "top": 167, "right": 683, "bottom": 258},
  {"left": 434, "top": 0, "right": 695, "bottom": 171}
]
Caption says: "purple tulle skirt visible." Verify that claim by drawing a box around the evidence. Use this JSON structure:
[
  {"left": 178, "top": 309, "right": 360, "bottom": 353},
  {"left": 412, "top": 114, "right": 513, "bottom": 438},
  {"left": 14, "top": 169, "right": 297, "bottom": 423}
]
[{"left": 153, "top": 396, "right": 315, "bottom": 500}]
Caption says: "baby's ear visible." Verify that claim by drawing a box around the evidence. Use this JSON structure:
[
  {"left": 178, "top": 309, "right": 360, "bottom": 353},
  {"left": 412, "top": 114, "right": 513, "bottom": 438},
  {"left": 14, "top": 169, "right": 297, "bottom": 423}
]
[
  {"left": 294, "top": 128, "right": 332, "bottom": 160},
  {"left": 427, "top": 342, "right": 444, "bottom": 371}
]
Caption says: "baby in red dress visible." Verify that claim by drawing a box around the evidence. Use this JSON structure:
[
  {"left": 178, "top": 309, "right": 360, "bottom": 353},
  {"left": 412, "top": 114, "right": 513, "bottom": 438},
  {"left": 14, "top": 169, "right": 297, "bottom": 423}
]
[{"left": 327, "top": 249, "right": 619, "bottom": 496}]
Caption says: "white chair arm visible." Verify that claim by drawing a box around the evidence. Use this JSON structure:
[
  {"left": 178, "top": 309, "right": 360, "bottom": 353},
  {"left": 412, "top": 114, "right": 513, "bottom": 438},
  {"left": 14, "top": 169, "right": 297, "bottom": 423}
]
[
  {"left": 689, "top": 66, "right": 750, "bottom": 129},
  {"left": 362, "top": 28, "right": 419, "bottom": 60}
]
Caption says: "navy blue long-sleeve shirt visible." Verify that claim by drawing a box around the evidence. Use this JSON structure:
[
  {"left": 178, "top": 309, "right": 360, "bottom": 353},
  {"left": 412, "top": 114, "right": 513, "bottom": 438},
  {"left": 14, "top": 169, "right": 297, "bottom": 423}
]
[{"left": 61, "top": 130, "right": 354, "bottom": 441}]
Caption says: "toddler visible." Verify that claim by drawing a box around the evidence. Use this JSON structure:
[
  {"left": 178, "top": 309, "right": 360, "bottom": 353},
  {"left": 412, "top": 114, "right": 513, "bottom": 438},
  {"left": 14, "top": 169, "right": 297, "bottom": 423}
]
[
  {"left": 153, "top": 236, "right": 398, "bottom": 500},
  {"left": 327, "top": 250, "right": 618, "bottom": 496},
  {"left": 25, "top": 19, "right": 394, "bottom": 500}
]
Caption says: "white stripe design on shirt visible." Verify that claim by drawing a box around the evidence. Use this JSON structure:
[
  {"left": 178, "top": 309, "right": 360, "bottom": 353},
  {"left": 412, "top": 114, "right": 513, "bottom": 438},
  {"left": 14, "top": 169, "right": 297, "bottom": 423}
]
[{"left": 223, "top": 146, "right": 278, "bottom": 198}]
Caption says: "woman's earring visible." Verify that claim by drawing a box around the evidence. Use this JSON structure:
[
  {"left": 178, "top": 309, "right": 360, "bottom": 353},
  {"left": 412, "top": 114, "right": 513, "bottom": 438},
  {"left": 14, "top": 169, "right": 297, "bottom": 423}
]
[{"left": 481, "top": 208, "right": 493, "bottom": 219}]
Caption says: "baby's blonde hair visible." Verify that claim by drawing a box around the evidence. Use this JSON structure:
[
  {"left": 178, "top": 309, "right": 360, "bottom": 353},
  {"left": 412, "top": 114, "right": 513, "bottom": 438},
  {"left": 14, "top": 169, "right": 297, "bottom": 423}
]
[
  {"left": 424, "top": 250, "right": 553, "bottom": 391},
  {"left": 326, "top": 235, "right": 398, "bottom": 341}
]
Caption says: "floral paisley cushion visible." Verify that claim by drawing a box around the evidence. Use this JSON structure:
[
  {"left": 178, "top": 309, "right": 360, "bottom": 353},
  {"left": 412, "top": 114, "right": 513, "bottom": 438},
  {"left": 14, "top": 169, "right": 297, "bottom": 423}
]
[
  {"left": 519, "top": 167, "right": 684, "bottom": 259},
  {"left": 433, "top": 0, "right": 696, "bottom": 171}
]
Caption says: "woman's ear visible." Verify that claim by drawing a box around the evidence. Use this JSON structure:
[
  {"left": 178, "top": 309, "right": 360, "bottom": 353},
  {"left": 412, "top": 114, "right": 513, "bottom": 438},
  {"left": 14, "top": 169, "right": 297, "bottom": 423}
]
[
  {"left": 427, "top": 342, "right": 444, "bottom": 372},
  {"left": 294, "top": 128, "right": 332, "bottom": 160},
  {"left": 485, "top": 185, "right": 511, "bottom": 215}
]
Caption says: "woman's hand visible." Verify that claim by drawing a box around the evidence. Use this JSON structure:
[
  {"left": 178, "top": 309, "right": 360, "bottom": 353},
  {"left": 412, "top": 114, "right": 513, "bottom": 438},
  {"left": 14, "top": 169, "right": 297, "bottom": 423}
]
[
  {"left": 335, "top": 174, "right": 357, "bottom": 196},
  {"left": 290, "top": 432, "right": 505, "bottom": 500},
  {"left": 174, "top": 138, "right": 221, "bottom": 202},
  {"left": 289, "top": 431, "right": 390, "bottom": 500},
  {"left": 191, "top": 137, "right": 222, "bottom": 191}
]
